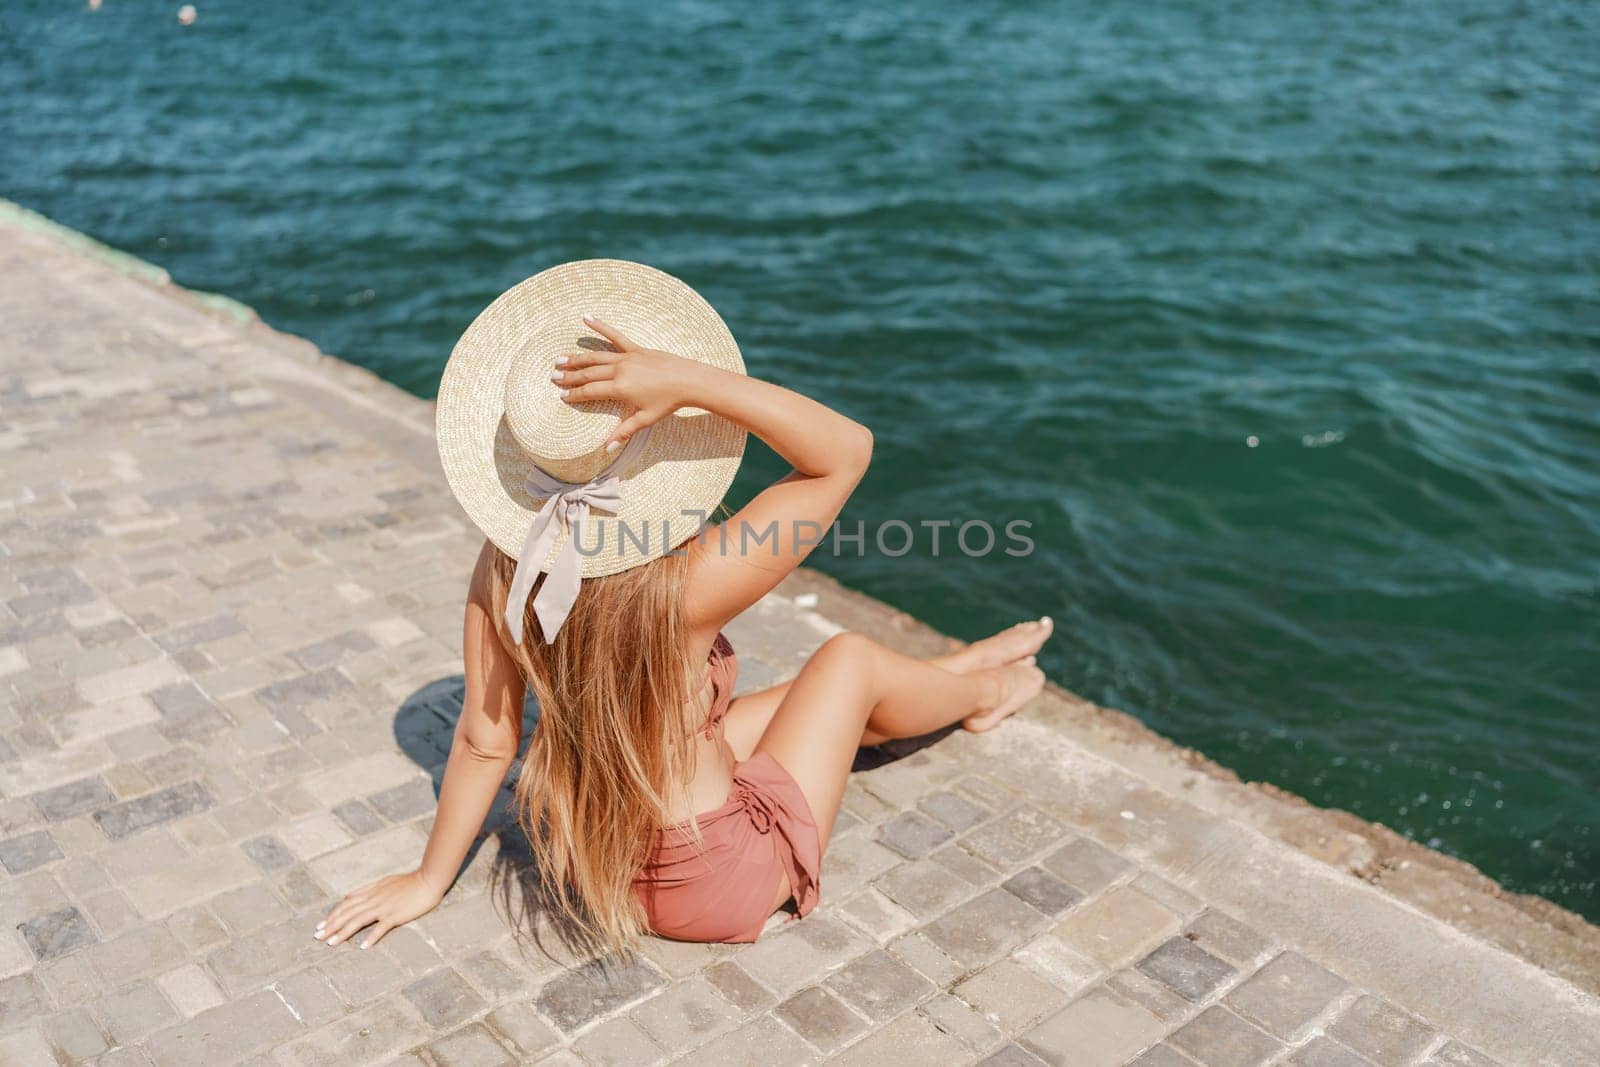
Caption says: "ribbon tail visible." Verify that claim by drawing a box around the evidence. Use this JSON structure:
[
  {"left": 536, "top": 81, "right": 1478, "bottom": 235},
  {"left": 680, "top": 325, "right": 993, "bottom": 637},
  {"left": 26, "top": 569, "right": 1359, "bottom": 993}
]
[
  {"left": 531, "top": 513, "right": 587, "bottom": 641},
  {"left": 504, "top": 499, "right": 563, "bottom": 645}
]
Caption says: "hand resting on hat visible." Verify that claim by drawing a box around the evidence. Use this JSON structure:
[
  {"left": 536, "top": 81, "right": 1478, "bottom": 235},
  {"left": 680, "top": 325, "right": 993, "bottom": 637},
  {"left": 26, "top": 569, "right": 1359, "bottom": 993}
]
[{"left": 550, "top": 315, "right": 708, "bottom": 453}]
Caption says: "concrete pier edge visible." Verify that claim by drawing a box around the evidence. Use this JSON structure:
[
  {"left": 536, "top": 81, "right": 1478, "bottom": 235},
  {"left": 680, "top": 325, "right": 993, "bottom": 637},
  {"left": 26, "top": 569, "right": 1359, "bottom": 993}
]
[{"left": 2, "top": 198, "right": 1595, "bottom": 1065}]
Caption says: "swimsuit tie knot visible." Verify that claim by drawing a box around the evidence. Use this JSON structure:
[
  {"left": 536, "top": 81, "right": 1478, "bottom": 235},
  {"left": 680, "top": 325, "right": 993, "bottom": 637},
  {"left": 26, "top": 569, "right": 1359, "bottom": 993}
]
[{"left": 734, "top": 783, "right": 776, "bottom": 834}]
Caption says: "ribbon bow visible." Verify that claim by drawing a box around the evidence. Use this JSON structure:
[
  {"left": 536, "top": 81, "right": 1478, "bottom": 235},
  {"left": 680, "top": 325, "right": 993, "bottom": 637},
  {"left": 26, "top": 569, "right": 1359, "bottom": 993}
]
[{"left": 503, "top": 429, "right": 651, "bottom": 644}]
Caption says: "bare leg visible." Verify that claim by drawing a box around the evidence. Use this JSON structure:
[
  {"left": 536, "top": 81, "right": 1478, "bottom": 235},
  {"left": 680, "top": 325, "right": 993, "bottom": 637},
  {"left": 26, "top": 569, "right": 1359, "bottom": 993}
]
[
  {"left": 723, "top": 617, "right": 1052, "bottom": 758},
  {"left": 756, "top": 633, "right": 1044, "bottom": 851}
]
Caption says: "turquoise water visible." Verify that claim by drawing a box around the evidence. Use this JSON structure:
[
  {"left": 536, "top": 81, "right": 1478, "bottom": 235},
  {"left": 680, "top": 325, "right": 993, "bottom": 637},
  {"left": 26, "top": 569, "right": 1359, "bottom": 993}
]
[{"left": 5, "top": 1, "right": 1597, "bottom": 918}]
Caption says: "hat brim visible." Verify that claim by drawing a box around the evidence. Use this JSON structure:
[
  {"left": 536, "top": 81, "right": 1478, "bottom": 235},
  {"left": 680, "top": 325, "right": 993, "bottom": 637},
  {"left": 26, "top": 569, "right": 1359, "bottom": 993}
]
[{"left": 436, "top": 259, "right": 746, "bottom": 578}]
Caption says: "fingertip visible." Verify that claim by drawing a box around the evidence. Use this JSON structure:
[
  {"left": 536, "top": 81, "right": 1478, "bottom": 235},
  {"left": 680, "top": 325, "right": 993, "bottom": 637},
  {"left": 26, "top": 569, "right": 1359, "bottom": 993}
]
[{"left": 604, "top": 439, "right": 620, "bottom": 454}]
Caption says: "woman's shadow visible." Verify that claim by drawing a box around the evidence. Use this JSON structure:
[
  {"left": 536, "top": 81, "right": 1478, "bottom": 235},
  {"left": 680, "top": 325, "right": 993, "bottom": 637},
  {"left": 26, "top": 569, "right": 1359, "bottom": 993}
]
[{"left": 391, "top": 674, "right": 949, "bottom": 962}]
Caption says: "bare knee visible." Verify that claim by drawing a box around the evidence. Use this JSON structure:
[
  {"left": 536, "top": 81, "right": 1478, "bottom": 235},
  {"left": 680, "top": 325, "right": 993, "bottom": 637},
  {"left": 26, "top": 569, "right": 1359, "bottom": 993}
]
[{"left": 808, "top": 632, "right": 881, "bottom": 687}]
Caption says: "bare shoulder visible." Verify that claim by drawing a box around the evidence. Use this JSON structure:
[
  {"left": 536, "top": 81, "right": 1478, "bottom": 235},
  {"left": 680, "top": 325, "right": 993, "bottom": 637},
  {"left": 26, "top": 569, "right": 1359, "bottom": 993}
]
[{"left": 466, "top": 538, "right": 498, "bottom": 610}]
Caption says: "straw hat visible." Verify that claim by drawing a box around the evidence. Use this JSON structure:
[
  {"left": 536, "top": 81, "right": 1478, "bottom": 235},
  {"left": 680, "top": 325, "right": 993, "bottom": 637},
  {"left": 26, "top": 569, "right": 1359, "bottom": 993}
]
[{"left": 436, "top": 260, "right": 746, "bottom": 635}]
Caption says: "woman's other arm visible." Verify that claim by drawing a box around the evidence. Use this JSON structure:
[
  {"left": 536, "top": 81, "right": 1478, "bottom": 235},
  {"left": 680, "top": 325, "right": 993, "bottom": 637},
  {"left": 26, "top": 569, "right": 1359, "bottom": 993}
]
[{"left": 315, "top": 541, "right": 525, "bottom": 948}]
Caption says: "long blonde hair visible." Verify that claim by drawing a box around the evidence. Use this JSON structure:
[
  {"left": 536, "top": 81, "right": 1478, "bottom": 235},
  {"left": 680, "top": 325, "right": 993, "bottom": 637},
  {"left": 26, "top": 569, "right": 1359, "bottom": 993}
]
[{"left": 485, "top": 542, "right": 700, "bottom": 953}]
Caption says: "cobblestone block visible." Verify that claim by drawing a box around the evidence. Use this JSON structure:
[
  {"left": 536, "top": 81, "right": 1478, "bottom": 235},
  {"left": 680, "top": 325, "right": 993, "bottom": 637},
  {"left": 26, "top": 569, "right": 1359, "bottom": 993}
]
[
  {"left": 1136, "top": 936, "right": 1238, "bottom": 1003},
  {"left": 428, "top": 1020, "right": 515, "bottom": 1067},
  {"left": 165, "top": 906, "right": 229, "bottom": 954},
  {"left": 122, "top": 845, "right": 258, "bottom": 918},
  {"left": 960, "top": 807, "right": 1068, "bottom": 872},
  {"left": 77, "top": 655, "right": 184, "bottom": 705},
  {"left": 1130, "top": 1044, "right": 1195, "bottom": 1067},
  {"left": 1169, "top": 1005, "right": 1284, "bottom": 1067},
  {"left": 1039, "top": 836, "right": 1131, "bottom": 894},
  {"left": 876, "top": 857, "right": 972, "bottom": 920},
  {"left": 1051, "top": 885, "right": 1180, "bottom": 968},
  {"left": 1106, "top": 966, "right": 1192, "bottom": 1024},
  {"left": 955, "top": 958, "right": 1072, "bottom": 1033},
  {"left": 368, "top": 777, "right": 437, "bottom": 822},
  {"left": 377, "top": 924, "right": 444, "bottom": 977},
  {"left": 534, "top": 954, "right": 665, "bottom": 1034},
  {"left": 878, "top": 810, "right": 954, "bottom": 859},
  {"left": 272, "top": 968, "right": 345, "bottom": 1029},
  {"left": 1184, "top": 909, "right": 1273, "bottom": 967},
  {"left": 94, "top": 780, "right": 214, "bottom": 839},
  {"left": 211, "top": 881, "right": 293, "bottom": 935},
  {"left": 485, "top": 1000, "right": 560, "bottom": 1058},
  {"left": 690, "top": 1012, "right": 819, "bottom": 1066},
  {"left": 31, "top": 775, "right": 116, "bottom": 821},
  {"left": 95, "top": 979, "right": 179, "bottom": 1045},
  {"left": 932, "top": 842, "right": 999, "bottom": 885},
  {"left": 923, "top": 888, "right": 1048, "bottom": 969},
  {"left": 1328, "top": 995, "right": 1436, "bottom": 1065},
  {"left": 85, "top": 924, "right": 188, "bottom": 987},
  {"left": 1022, "top": 988, "right": 1164, "bottom": 1067},
  {"left": 1428, "top": 1040, "right": 1499, "bottom": 1067},
  {"left": 1285, "top": 1037, "right": 1378, "bottom": 1067},
  {"left": 418, "top": 893, "right": 507, "bottom": 956},
  {"left": 332, "top": 799, "right": 384, "bottom": 836},
  {"left": 703, "top": 960, "right": 774, "bottom": 1012},
  {"left": 44, "top": 1004, "right": 111, "bottom": 1060},
  {"left": 824, "top": 948, "right": 935, "bottom": 1022},
  {"left": 837, "top": 887, "right": 917, "bottom": 942},
  {"left": 205, "top": 917, "right": 322, "bottom": 996},
  {"left": 1225, "top": 950, "right": 1348, "bottom": 1040},
  {"left": 19, "top": 904, "right": 98, "bottom": 961},
  {"left": 274, "top": 997, "right": 429, "bottom": 1066},
  {"left": 0, "top": 829, "right": 63, "bottom": 873},
  {"left": 317, "top": 939, "right": 405, "bottom": 1004},
  {"left": 458, "top": 947, "right": 523, "bottom": 999},
  {"left": 776, "top": 985, "right": 869, "bottom": 1052},
  {"left": 0, "top": 972, "right": 48, "bottom": 1028},
  {"left": 155, "top": 963, "right": 226, "bottom": 1017},
  {"left": 1011, "top": 934, "right": 1101, "bottom": 995},
  {"left": 573, "top": 1015, "right": 667, "bottom": 1066},
  {"left": 240, "top": 833, "right": 296, "bottom": 872},
  {"left": 816, "top": 833, "right": 900, "bottom": 898},
  {"left": 887, "top": 930, "right": 965, "bottom": 987},
  {"left": 307, "top": 824, "right": 423, "bottom": 894},
  {"left": 403, "top": 966, "right": 486, "bottom": 1030},
  {"left": 1002, "top": 866, "right": 1084, "bottom": 917},
  {"left": 830, "top": 1007, "right": 977, "bottom": 1066},
  {"left": 1132, "top": 872, "right": 1204, "bottom": 917},
  {"left": 629, "top": 974, "right": 744, "bottom": 1050},
  {"left": 0, "top": 1028, "right": 57, "bottom": 1066},
  {"left": 254, "top": 668, "right": 352, "bottom": 716},
  {"left": 736, "top": 914, "right": 872, "bottom": 997},
  {"left": 917, "top": 789, "right": 990, "bottom": 832},
  {"left": 921, "top": 991, "right": 1005, "bottom": 1054}
]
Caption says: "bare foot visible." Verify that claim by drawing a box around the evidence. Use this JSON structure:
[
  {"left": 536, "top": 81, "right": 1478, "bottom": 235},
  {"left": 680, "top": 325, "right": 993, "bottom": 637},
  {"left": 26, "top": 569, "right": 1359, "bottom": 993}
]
[
  {"left": 962, "top": 659, "right": 1046, "bottom": 732},
  {"left": 939, "top": 617, "right": 1053, "bottom": 675}
]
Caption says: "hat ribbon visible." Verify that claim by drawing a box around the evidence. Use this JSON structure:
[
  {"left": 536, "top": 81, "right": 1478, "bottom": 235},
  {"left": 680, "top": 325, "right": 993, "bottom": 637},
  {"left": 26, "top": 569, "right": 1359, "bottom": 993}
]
[{"left": 504, "top": 427, "right": 653, "bottom": 645}]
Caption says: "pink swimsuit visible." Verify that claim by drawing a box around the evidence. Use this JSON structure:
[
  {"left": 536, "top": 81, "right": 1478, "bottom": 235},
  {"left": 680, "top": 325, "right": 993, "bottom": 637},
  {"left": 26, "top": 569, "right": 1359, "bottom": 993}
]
[{"left": 632, "top": 633, "right": 822, "bottom": 943}]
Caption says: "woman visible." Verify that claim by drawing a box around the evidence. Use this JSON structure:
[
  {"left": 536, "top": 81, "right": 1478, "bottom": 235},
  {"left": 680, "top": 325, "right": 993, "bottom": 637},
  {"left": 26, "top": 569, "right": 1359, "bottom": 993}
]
[{"left": 314, "top": 261, "right": 1049, "bottom": 953}]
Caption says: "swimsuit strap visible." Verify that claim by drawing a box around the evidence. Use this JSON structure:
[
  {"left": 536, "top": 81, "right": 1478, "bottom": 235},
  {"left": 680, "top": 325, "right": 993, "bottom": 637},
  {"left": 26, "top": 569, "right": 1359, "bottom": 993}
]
[{"left": 700, "top": 632, "right": 738, "bottom": 740}]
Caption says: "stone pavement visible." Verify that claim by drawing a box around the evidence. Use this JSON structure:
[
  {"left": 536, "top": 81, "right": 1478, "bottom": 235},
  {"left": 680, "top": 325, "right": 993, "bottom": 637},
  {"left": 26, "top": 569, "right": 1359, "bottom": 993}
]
[{"left": 1, "top": 203, "right": 1597, "bottom": 1067}]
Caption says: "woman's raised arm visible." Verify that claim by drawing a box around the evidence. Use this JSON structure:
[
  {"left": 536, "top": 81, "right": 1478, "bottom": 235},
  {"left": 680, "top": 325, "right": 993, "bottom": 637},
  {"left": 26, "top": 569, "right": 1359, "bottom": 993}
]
[{"left": 554, "top": 317, "right": 871, "bottom": 632}]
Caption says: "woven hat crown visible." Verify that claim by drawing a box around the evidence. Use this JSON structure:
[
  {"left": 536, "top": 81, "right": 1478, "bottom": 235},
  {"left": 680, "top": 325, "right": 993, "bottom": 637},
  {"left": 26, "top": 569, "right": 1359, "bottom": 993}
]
[
  {"left": 436, "top": 259, "right": 747, "bottom": 581},
  {"left": 500, "top": 339, "right": 617, "bottom": 484}
]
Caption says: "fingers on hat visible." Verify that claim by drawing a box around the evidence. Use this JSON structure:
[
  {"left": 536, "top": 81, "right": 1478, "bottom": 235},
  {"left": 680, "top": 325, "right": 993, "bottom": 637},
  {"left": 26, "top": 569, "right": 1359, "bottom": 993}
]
[
  {"left": 562, "top": 348, "right": 620, "bottom": 370},
  {"left": 582, "top": 315, "right": 637, "bottom": 350},
  {"left": 610, "top": 411, "right": 652, "bottom": 444},
  {"left": 554, "top": 364, "right": 615, "bottom": 386},
  {"left": 561, "top": 381, "right": 618, "bottom": 404}
]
